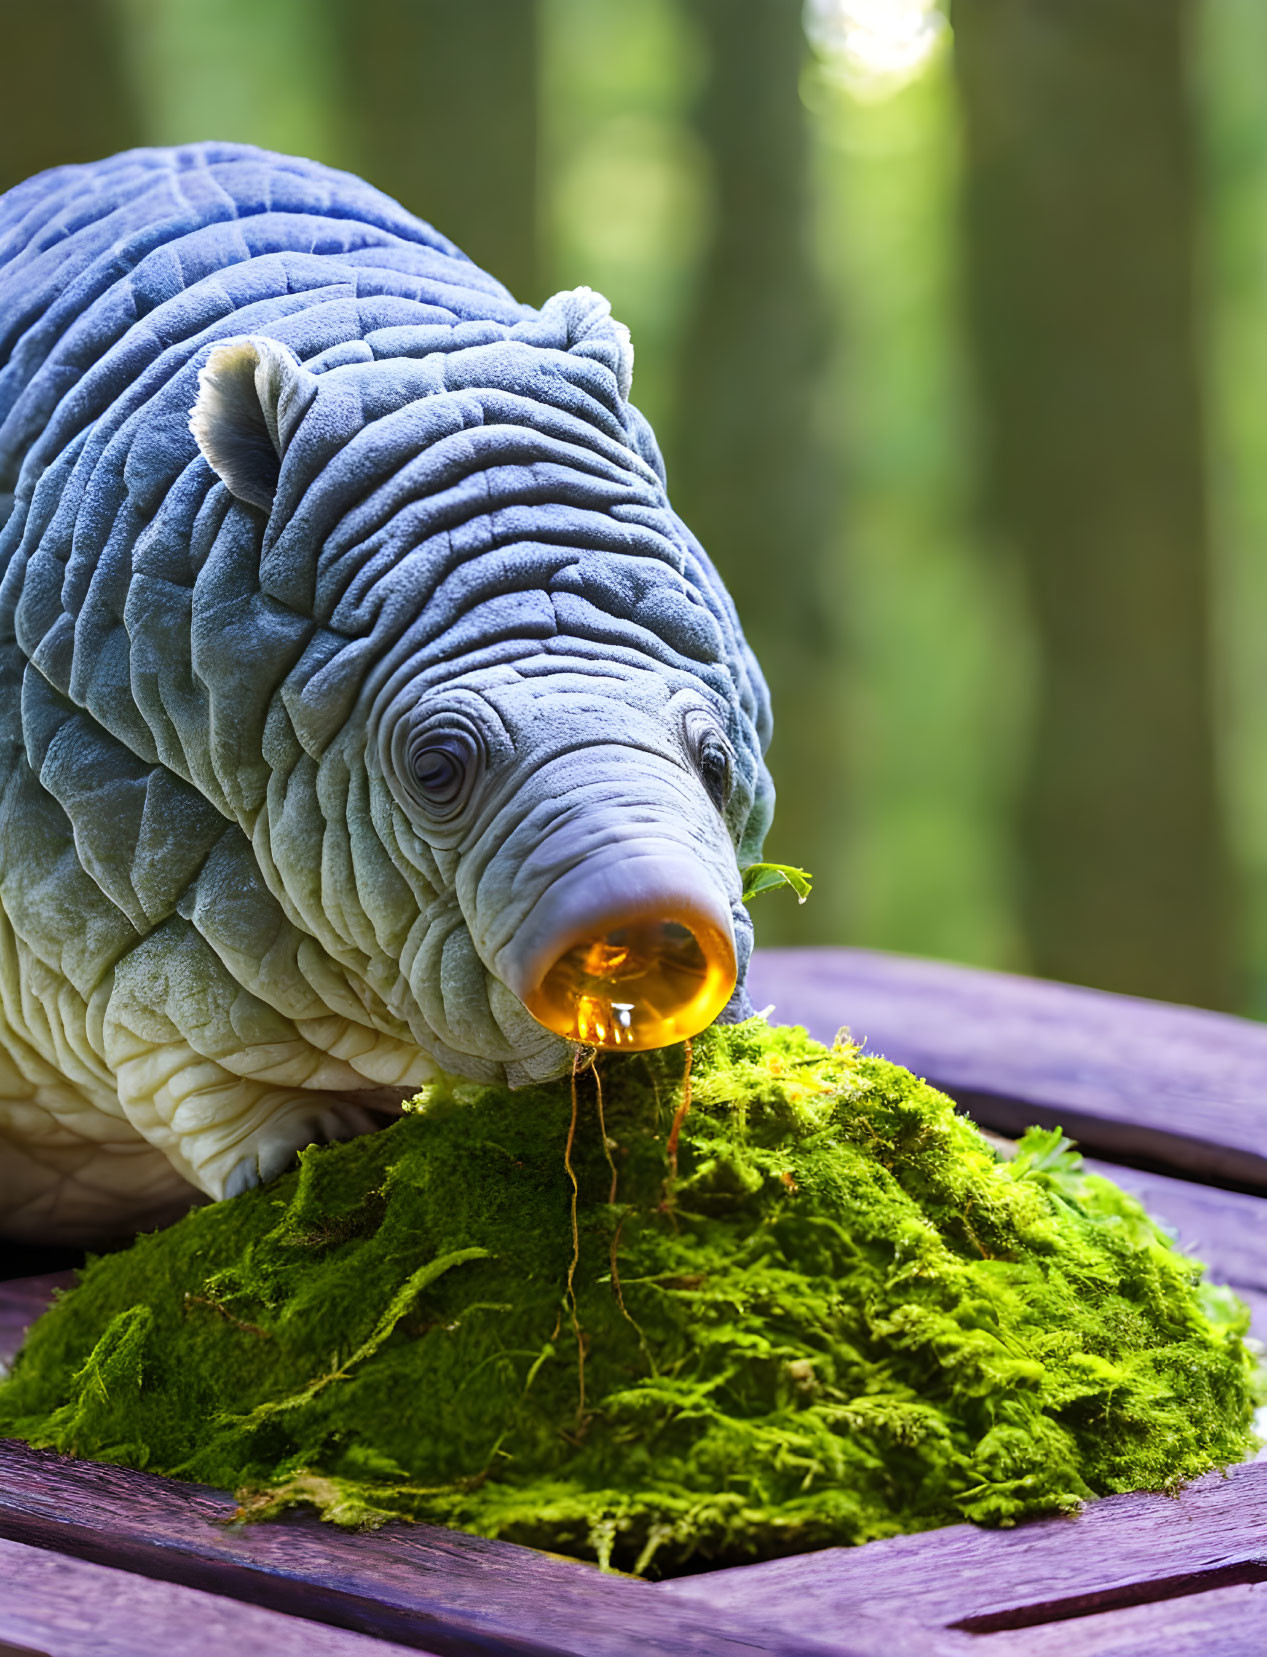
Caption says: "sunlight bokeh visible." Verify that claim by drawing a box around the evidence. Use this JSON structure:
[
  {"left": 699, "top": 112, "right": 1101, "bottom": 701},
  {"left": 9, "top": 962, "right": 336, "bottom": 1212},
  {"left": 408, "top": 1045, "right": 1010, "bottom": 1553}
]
[{"left": 804, "top": 0, "right": 947, "bottom": 98}]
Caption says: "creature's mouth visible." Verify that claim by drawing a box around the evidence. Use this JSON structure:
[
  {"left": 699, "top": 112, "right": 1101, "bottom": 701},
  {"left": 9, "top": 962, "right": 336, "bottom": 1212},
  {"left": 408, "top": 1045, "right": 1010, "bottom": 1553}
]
[
  {"left": 521, "top": 915, "right": 736, "bottom": 1050},
  {"left": 499, "top": 852, "right": 739, "bottom": 1052}
]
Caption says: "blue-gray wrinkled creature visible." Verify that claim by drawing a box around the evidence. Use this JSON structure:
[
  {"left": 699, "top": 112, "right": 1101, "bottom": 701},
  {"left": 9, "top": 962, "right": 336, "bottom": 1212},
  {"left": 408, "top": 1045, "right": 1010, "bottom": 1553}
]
[{"left": 0, "top": 144, "right": 772, "bottom": 1244}]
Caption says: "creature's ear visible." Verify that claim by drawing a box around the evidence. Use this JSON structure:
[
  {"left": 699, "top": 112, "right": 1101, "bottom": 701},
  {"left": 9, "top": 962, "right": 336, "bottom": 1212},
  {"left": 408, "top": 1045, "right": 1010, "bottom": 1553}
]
[
  {"left": 529, "top": 287, "right": 635, "bottom": 401},
  {"left": 189, "top": 336, "right": 316, "bottom": 512}
]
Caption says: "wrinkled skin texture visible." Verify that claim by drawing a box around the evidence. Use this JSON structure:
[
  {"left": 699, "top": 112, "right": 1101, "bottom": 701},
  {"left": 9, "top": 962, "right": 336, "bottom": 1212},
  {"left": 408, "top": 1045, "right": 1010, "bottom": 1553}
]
[{"left": 0, "top": 145, "right": 772, "bottom": 1243}]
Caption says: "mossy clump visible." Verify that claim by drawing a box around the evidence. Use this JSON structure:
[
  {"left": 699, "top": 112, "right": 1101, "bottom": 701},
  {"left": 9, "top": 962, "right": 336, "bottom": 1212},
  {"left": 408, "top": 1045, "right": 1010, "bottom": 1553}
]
[{"left": 0, "top": 1020, "right": 1255, "bottom": 1575}]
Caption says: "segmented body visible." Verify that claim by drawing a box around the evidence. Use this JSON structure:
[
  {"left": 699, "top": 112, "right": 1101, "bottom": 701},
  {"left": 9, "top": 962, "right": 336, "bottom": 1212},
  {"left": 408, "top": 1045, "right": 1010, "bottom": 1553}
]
[{"left": 0, "top": 144, "right": 769, "bottom": 1243}]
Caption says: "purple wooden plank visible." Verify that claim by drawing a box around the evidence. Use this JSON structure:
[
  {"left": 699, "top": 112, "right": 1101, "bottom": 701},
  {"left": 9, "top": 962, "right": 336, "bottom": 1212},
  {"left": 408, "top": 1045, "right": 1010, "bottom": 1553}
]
[
  {"left": 748, "top": 946, "right": 1267, "bottom": 1188},
  {"left": 982, "top": 1581, "right": 1267, "bottom": 1657},
  {"left": 0, "top": 1440, "right": 962, "bottom": 1657},
  {"left": 658, "top": 1460, "right": 1267, "bottom": 1645},
  {"left": 0, "top": 1533, "right": 432, "bottom": 1657},
  {"left": 0, "top": 1273, "right": 75, "bottom": 1374}
]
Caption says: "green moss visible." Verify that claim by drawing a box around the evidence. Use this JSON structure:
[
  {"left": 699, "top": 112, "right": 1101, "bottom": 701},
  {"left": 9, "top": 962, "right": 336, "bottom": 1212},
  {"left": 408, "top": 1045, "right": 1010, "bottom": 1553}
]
[{"left": 0, "top": 1021, "right": 1256, "bottom": 1575}]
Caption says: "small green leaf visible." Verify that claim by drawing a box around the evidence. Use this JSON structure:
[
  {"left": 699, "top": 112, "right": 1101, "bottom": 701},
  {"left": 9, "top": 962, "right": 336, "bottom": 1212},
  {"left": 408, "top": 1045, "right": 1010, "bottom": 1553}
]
[
  {"left": 741, "top": 863, "right": 813, "bottom": 905},
  {"left": 1011, "top": 1126, "right": 1081, "bottom": 1180}
]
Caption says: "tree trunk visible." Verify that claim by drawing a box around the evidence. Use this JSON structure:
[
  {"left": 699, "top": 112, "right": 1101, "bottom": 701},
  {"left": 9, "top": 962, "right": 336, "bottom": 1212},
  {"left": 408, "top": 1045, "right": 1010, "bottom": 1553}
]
[
  {"left": 953, "top": 0, "right": 1232, "bottom": 1007},
  {"left": 672, "top": 0, "right": 843, "bottom": 945},
  {"left": 327, "top": 0, "right": 541, "bottom": 305},
  {"left": 0, "top": 2, "right": 142, "bottom": 194}
]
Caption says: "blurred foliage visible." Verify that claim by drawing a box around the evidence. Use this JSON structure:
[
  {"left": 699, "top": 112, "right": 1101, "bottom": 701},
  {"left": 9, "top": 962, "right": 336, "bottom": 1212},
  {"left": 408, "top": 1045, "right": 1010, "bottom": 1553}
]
[
  {"left": 810, "top": 39, "right": 1030, "bottom": 971},
  {"left": 1200, "top": 0, "right": 1267, "bottom": 1017},
  {"left": 670, "top": 0, "right": 845, "bottom": 945},
  {"left": 325, "top": 0, "right": 542, "bottom": 304},
  {"left": 954, "top": 0, "right": 1230, "bottom": 1009},
  {"left": 1, "top": 1, "right": 142, "bottom": 192},
  {"left": 541, "top": 0, "right": 708, "bottom": 437},
  {"left": 6, "top": 0, "right": 1267, "bottom": 1012}
]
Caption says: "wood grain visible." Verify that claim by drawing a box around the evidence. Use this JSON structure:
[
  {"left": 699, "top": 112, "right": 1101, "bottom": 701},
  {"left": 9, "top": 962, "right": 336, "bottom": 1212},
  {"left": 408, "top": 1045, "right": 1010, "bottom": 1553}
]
[
  {"left": 983, "top": 1580, "right": 1267, "bottom": 1656},
  {"left": 0, "top": 1439, "right": 959, "bottom": 1657},
  {"left": 748, "top": 946, "right": 1267, "bottom": 1188},
  {"left": 659, "top": 1460, "right": 1267, "bottom": 1645},
  {"left": 0, "top": 1532, "right": 433, "bottom": 1657}
]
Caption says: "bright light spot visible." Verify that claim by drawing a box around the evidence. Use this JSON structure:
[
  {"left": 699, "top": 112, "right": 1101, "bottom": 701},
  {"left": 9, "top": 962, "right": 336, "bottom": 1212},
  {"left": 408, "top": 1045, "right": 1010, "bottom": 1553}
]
[{"left": 805, "top": 0, "right": 946, "bottom": 98}]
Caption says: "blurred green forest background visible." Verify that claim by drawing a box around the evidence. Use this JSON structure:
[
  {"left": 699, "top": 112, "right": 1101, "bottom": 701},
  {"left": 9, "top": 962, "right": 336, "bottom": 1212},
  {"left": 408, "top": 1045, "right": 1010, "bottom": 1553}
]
[{"left": 5, "top": 0, "right": 1266, "bottom": 1017}]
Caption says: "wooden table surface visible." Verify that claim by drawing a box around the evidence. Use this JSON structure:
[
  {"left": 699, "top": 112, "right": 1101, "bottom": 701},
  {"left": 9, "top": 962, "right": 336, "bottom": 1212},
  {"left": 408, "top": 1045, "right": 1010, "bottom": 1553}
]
[{"left": 2, "top": 946, "right": 1265, "bottom": 1657}]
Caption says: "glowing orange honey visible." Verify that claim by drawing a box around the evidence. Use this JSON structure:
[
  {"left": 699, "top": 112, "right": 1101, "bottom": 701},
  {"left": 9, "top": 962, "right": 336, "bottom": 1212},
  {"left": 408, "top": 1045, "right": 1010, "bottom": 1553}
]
[{"left": 523, "top": 918, "right": 736, "bottom": 1050}]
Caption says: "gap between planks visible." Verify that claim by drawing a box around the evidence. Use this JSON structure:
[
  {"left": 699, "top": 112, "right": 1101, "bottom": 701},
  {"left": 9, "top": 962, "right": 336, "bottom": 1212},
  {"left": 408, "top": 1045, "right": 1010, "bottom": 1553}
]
[
  {"left": 660, "top": 1460, "right": 1267, "bottom": 1655},
  {"left": 0, "top": 1437, "right": 954, "bottom": 1657},
  {"left": 0, "top": 1531, "right": 437, "bottom": 1657}
]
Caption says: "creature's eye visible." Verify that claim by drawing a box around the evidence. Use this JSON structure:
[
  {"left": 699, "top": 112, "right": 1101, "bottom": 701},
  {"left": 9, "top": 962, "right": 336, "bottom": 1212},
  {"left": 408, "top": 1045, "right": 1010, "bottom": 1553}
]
[
  {"left": 698, "top": 736, "right": 734, "bottom": 813},
  {"left": 406, "top": 732, "right": 473, "bottom": 810}
]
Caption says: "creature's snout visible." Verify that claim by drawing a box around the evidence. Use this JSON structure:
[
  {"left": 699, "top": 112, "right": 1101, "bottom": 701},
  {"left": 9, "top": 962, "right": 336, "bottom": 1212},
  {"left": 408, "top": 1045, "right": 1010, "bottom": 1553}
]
[{"left": 498, "top": 851, "right": 737, "bottom": 1051}]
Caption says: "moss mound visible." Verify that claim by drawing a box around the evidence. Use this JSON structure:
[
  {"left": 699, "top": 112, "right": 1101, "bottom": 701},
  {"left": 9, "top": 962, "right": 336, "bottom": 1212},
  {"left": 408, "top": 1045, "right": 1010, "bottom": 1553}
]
[{"left": 0, "top": 1020, "right": 1255, "bottom": 1575}]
